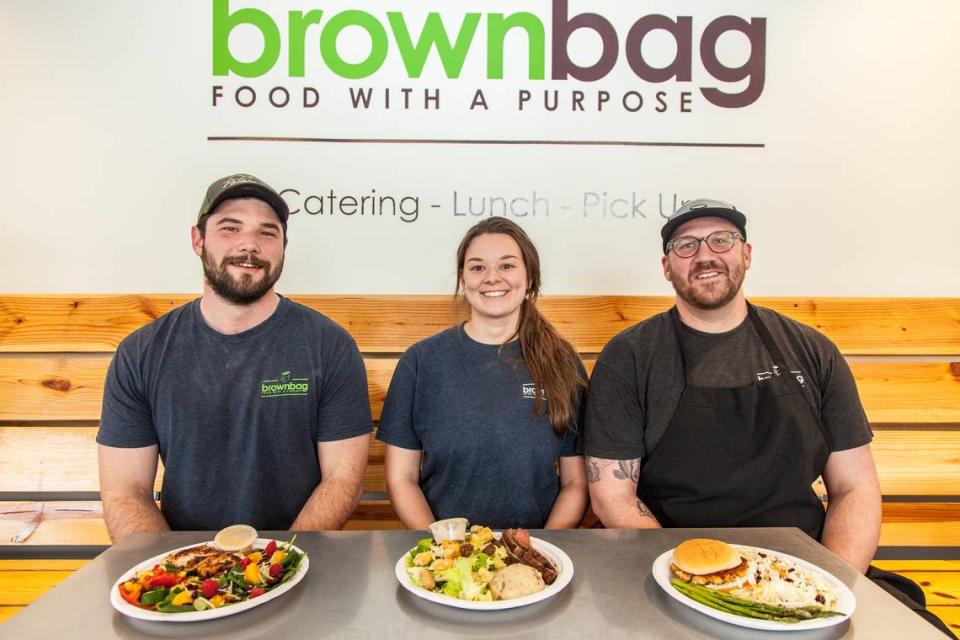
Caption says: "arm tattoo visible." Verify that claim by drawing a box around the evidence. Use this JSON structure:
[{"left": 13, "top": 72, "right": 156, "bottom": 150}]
[
  {"left": 636, "top": 498, "right": 653, "bottom": 518},
  {"left": 586, "top": 458, "right": 602, "bottom": 483},
  {"left": 585, "top": 457, "right": 641, "bottom": 484},
  {"left": 614, "top": 459, "right": 641, "bottom": 483}
]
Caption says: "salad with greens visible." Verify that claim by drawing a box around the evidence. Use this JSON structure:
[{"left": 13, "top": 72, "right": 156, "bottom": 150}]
[
  {"left": 404, "top": 525, "right": 511, "bottom": 601},
  {"left": 116, "top": 536, "right": 305, "bottom": 613}
]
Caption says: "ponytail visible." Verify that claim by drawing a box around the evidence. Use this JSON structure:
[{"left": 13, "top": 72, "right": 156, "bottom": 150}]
[{"left": 517, "top": 298, "right": 586, "bottom": 436}]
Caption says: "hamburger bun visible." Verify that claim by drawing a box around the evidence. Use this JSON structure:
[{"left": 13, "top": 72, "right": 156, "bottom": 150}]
[{"left": 670, "top": 539, "right": 748, "bottom": 587}]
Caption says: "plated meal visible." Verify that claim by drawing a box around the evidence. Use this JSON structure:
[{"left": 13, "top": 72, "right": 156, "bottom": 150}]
[
  {"left": 652, "top": 538, "right": 856, "bottom": 631},
  {"left": 395, "top": 519, "right": 573, "bottom": 610},
  {"left": 110, "top": 525, "right": 308, "bottom": 622}
]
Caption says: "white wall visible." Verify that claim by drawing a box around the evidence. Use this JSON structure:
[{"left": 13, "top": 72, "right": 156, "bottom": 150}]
[{"left": 2, "top": 0, "right": 957, "bottom": 295}]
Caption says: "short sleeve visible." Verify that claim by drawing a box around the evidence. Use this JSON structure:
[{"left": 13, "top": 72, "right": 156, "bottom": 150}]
[
  {"left": 96, "top": 343, "right": 158, "bottom": 448},
  {"left": 316, "top": 331, "right": 374, "bottom": 441},
  {"left": 558, "top": 425, "right": 578, "bottom": 457},
  {"left": 560, "top": 369, "right": 586, "bottom": 457},
  {"left": 818, "top": 343, "right": 873, "bottom": 452},
  {"left": 581, "top": 346, "right": 647, "bottom": 460},
  {"left": 376, "top": 354, "right": 422, "bottom": 450}
]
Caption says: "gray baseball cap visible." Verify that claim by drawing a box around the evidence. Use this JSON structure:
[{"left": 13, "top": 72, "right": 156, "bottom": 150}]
[
  {"left": 661, "top": 198, "right": 746, "bottom": 254},
  {"left": 197, "top": 173, "right": 289, "bottom": 228}
]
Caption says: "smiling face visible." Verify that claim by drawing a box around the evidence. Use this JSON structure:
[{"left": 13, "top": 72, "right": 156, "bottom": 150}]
[
  {"left": 191, "top": 198, "right": 285, "bottom": 305},
  {"left": 459, "top": 233, "right": 530, "bottom": 326},
  {"left": 662, "top": 216, "right": 751, "bottom": 311}
]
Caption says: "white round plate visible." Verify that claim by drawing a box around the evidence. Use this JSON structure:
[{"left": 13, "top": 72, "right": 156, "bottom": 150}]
[
  {"left": 652, "top": 544, "right": 856, "bottom": 631},
  {"left": 110, "top": 538, "right": 309, "bottom": 622},
  {"left": 395, "top": 536, "right": 573, "bottom": 610}
]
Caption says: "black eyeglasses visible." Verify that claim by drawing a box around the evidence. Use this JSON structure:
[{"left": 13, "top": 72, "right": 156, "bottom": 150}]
[{"left": 666, "top": 230, "right": 744, "bottom": 258}]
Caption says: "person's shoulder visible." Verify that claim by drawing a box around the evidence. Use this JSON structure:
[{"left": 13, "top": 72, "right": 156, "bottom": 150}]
[
  {"left": 281, "top": 297, "right": 358, "bottom": 344},
  {"left": 387, "top": 325, "right": 461, "bottom": 380},
  {"left": 600, "top": 310, "right": 672, "bottom": 360},
  {"left": 117, "top": 299, "right": 198, "bottom": 355},
  {"left": 401, "top": 325, "right": 462, "bottom": 360}
]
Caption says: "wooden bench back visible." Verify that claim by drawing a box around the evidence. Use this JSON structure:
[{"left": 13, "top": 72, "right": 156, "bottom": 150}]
[{"left": 1, "top": 295, "right": 958, "bottom": 553}]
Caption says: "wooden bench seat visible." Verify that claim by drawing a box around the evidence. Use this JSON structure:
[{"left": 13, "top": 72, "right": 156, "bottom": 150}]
[{"left": 1, "top": 294, "right": 958, "bottom": 624}]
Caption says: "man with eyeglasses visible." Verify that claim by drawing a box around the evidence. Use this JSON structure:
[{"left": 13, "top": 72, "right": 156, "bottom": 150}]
[{"left": 581, "top": 199, "right": 882, "bottom": 573}]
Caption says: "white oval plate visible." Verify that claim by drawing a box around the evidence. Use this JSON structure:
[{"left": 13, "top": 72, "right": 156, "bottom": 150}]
[
  {"left": 653, "top": 544, "right": 855, "bottom": 631},
  {"left": 395, "top": 535, "right": 573, "bottom": 610},
  {"left": 110, "top": 538, "right": 309, "bottom": 622}
]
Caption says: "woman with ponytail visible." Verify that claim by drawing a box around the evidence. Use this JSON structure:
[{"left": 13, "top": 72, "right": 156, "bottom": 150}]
[{"left": 377, "top": 218, "right": 589, "bottom": 530}]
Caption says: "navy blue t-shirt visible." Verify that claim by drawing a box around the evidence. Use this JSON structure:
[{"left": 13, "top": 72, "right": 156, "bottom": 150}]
[
  {"left": 97, "top": 297, "right": 373, "bottom": 530},
  {"left": 376, "top": 325, "right": 580, "bottom": 529}
]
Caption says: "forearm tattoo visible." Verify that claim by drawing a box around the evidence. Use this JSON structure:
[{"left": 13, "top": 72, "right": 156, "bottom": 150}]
[
  {"left": 636, "top": 498, "right": 653, "bottom": 518},
  {"left": 585, "top": 457, "right": 641, "bottom": 484}
]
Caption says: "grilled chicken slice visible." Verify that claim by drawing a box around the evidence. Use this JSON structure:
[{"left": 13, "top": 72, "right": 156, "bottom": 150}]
[
  {"left": 196, "top": 552, "right": 244, "bottom": 579},
  {"left": 163, "top": 544, "right": 221, "bottom": 571}
]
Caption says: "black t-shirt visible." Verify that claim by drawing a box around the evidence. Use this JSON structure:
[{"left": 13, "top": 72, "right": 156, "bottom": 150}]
[
  {"left": 376, "top": 325, "right": 580, "bottom": 529},
  {"left": 97, "top": 297, "right": 373, "bottom": 530},
  {"left": 581, "top": 305, "right": 872, "bottom": 460}
]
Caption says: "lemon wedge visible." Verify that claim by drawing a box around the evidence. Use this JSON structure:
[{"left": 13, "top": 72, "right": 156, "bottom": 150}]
[{"left": 213, "top": 524, "right": 258, "bottom": 553}]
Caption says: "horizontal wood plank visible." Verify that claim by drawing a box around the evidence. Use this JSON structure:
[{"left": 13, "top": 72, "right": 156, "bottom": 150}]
[
  {"left": 855, "top": 362, "right": 960, "bottom": 424},
  {"left": 0, "top": 427, "right": 386, "bottom": 494},
  {"left": 888, "top": 572, "right": 960, "bottom": 606},
  {"left": 3, "top": 357, "right": 959, "bottom": 424},
  {"left": 0, "top": 560, "right": 88, "bottom": 570},
  {"left": 2, "top": 295, "right": 959, "bottom": 355},
  {"left": 0, "top": 500, "right": 399, "bottom": 548},
  {"left": 872, "top": 433, "right": 960, "bottom": 496},
  {"left": 3, "top": 426, "right": 960, "bottom": 497},
  {"left": 882, "top": 503, "right": 960, "bottom": 524},
  {"left": 873, "top": 560, "right": 960, "bottom": 572},
  {"left": 0, "top": 570, "right": 73, "bottom": 605}
]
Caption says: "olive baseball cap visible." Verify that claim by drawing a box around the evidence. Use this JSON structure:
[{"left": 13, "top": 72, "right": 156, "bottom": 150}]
[
  {"left": 197, "top": 173, "right": 289, "bottom": 227},
  {"left": 660, "top": 198, "right": 746, "bottom": 254}
]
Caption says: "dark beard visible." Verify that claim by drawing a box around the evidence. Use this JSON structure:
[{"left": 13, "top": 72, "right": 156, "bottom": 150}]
[
  {"left": 202, "top": 248, "right": 282, "bottom": 305},
  {"left": 670, "top": 259, "right": 744, "bottom": 310}
]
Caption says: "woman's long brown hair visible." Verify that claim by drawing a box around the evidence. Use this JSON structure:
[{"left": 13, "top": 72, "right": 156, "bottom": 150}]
[{"left": 455, "top": 218, "right": 586, "bottom": 436}]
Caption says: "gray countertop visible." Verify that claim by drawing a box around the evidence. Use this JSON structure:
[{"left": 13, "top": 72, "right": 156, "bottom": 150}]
[{"left": 0, "top": 527, "right": 944, "bottom": 639}]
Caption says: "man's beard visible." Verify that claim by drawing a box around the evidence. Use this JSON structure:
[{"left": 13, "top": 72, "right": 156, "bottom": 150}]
[
  {"left": 669, "top": 258, "right": 745, "bottom": 311},
  {"left": 202, "top": 248, "right": 283, "bottom": 305}
]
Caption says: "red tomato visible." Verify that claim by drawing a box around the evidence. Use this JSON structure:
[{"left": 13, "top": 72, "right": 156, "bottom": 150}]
[
  {"left": 147, "top": 573, "right": 179, "bottom": 589},
  {"left": 249, "top": 587, "right": 266, "bottom": 599}
]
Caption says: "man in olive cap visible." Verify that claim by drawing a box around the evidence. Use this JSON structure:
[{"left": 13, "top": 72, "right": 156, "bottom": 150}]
[
  {"left": 582, "top": 199, "right": 882, "bottom": 572},
  {"left": 97, "top": 174, "right": 373, "bottom": 540}
]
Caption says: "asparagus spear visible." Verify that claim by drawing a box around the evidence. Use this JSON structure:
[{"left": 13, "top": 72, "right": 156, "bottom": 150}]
[{"left": 671, "top": 579, "right": 845, "bottom": 622}]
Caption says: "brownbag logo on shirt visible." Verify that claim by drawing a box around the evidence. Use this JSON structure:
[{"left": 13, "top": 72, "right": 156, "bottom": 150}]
[
  {"left": 261, "top": 370, "right": 310, "bottom": 398},
  {"left": 522, "top": 383, "right": 547, "bottom": 401}
]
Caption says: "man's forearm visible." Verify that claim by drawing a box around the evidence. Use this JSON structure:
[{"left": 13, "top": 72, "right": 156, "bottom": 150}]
[
  {"left": 821, "top": 488, "right": 880, "bottom": 573},
  {"left": 103, "top": 493, "right": 169, "bottom": 543},
  {"left": 291, "top": 476, "right": 364, "bottom": 531},
  {"left": 593, "top": 494, "right": 661, "bottom": 529}
]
